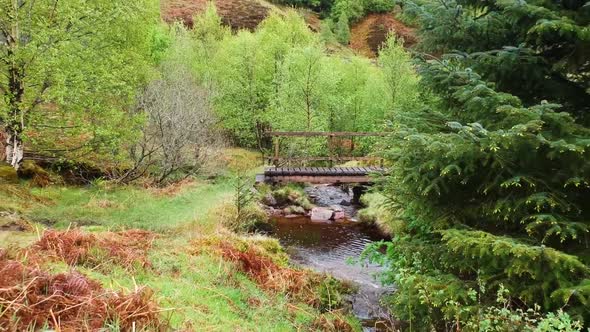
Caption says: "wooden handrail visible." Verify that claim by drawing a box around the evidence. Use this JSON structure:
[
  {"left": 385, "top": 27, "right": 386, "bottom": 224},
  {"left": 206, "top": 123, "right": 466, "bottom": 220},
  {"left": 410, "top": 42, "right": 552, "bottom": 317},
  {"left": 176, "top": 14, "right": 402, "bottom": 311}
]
[{"left": 265, "top": 131, "right": 386, "bottom": 167}]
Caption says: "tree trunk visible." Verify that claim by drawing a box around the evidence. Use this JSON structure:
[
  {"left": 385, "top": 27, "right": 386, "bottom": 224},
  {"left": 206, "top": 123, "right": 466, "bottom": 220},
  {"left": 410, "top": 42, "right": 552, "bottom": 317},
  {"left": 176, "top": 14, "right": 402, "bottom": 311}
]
[{"left": 5, "top": 129, "right": 23, "bottom": 169}]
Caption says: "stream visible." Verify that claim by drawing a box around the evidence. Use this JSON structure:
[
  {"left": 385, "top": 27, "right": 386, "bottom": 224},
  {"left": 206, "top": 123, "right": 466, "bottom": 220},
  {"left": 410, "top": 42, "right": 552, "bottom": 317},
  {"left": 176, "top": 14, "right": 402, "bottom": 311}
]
[{"left": 267, "top": 185, "right": 395, "bottom": 331}]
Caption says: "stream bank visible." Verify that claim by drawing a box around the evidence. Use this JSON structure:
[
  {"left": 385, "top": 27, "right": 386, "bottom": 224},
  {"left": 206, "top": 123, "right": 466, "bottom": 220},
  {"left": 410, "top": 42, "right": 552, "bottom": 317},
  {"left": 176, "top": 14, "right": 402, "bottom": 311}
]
[{"left": 261, "top": 184, "right": 396, "bottom": 331}]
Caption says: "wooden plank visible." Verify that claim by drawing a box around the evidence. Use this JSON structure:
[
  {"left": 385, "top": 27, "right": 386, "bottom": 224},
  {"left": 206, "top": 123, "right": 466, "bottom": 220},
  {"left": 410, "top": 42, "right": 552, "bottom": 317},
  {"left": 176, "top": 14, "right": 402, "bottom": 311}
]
[
  {"left": 266, "top": 156, "right": 382, "bottom": 162},
  {"left": 269, "top": 175, "right": 374, "bottom": 184},
  {"left": 266, "top": 131, "right": 388, "bottom": 137}
]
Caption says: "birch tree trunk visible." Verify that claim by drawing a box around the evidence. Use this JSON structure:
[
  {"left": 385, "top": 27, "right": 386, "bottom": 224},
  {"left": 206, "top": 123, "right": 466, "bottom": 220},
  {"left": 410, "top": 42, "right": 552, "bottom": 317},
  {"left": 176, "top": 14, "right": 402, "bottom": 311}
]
[
  {"left": 5, "top": 130, "right": 23, "bottom": 169},
  {"left": 2, "top": 0, "right": 24, "bottom": 169}
]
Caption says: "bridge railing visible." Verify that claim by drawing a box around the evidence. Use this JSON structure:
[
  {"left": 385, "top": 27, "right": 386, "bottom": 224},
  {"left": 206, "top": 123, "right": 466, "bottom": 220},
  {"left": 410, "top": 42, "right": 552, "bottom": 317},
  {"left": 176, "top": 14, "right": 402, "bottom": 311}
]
[{"left": 264, "top": 131, "right": 387, "bottom": 167}]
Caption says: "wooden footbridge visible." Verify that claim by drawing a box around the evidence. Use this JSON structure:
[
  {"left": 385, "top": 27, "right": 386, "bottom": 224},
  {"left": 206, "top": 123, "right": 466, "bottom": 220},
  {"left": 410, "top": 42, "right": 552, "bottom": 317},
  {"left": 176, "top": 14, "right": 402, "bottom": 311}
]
[
  {"left": 256, "top": 132, "right": 387, "bottom": 184},
  {"left": 257, "top": 166, "right": 386, "bottom": 184}
]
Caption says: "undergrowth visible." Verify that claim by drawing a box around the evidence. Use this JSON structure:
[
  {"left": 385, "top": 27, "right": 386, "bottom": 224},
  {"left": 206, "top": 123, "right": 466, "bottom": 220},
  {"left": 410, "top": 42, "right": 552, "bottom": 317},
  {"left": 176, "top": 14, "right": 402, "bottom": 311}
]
[{"left": 0, "top": 148, "right": 361, "bottom": 331}]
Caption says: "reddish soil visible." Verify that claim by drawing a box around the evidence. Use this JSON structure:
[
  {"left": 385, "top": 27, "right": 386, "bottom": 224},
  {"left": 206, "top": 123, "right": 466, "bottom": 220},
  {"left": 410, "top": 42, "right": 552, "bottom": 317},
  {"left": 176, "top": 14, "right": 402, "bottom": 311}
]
[
  {"left": 162, "top": 0, "right": 276, "bottom": 30},
  {"left": 299, "top": 9, "right": 321, "bottom": 32},
  {"left": 350, "top": 13, "right": 417, "bottom": 58}
]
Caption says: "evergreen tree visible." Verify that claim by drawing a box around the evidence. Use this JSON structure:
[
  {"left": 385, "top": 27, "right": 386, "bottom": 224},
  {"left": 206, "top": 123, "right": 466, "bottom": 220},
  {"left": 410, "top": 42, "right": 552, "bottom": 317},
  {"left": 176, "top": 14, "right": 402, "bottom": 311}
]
[
  {"left": 335, "top": 13, "right": 351, "bottom": 45},
  {"left": 403, "top": 0, "right": 590, "bottom": 122},
  {"left": 371, "top": 0, "right": 590, "bottom": 325},
  {"left": 320, "top": 19, "right": 337, "bottom": 44}
]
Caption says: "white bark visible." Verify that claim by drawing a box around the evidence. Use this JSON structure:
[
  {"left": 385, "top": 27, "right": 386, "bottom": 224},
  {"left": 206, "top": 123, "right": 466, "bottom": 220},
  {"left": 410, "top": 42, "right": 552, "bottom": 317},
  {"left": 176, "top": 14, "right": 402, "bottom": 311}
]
[{"left": 5, "top": 132, "right": 23, "bottom": 169}]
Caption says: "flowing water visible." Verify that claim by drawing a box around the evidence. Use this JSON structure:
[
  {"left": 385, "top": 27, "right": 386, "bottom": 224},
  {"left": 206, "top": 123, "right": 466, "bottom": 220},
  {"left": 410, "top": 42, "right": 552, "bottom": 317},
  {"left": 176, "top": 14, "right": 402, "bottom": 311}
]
[{"left": 267, "top": 185, "right": 395, "bottom": 331}]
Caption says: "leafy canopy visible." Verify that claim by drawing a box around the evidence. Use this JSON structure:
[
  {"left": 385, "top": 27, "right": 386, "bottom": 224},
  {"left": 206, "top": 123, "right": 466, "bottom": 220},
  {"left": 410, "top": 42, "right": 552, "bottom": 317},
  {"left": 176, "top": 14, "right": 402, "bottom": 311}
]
[{"left": 0, "top": 0, "right": 158, "bottom": 165}]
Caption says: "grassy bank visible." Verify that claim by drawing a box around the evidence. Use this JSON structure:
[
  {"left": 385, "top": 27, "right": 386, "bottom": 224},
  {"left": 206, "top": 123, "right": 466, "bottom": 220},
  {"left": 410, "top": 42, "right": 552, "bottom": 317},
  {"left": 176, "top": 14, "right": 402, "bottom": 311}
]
[{"left": 0, "top": 149, "right": 360, "bottom": 331}]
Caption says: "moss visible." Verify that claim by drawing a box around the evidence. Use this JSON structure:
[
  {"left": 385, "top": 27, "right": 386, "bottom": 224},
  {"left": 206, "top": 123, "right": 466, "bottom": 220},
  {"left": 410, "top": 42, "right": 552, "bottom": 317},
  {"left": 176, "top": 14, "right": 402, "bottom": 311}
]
[
  {"left": 270, "top": 185, "right": 314, "bottom": 210},
  {"left": 17, "top": 160, "right": 51, "bottom": 187},
  {"left": 357, "top": 208, "right": 377, "bottom": 224},
  {"left": 246, "top": 234, "right": 290, "bottom": 266},
  {"left": 0, "top": 162, "right": 18, "bottom": 184},
  {"left": 358, "top": 192, "right": 404, "bottom": 235},
  {"left": 215, "top": 201, "right": 270, "bottom": 234}
]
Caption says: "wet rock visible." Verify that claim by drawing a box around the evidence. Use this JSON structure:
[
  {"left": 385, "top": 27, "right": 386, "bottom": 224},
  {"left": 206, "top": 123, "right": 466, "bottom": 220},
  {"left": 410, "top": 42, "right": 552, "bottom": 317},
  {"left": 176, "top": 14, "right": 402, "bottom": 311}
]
[
  {"left": 266, "top": 207, "right": 282, "bottom": 216},
  {"left": 262, "top": 193, "right": 277, "bottom": 206},
  {"left": 285, "top": 205, "right": 306, "bottom": 215},
  {"left": 310, "top": 207, "right": 334, "bottom": 221},
  {"left": 340, "top": 199, "right": 351, "bottom": 206},
  {"left": 330, "top": 205, "right": 344, "bottom": 212},
  {"left": 332, "top": 211, "right": 346, "bottom": 220},
  {"left": 284, "top": 214, "right": 300, "bottom": 219}
]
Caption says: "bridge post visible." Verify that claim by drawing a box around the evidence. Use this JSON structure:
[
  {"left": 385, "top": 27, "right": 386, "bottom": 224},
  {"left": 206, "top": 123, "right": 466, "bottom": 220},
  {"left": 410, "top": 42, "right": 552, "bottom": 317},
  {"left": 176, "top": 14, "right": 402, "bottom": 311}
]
[
  {"left": 352, "top": 185, "right": 367, "bottom": 205},
  {"left": 273, "top": 138, "right": 280, "bottom": 167}
]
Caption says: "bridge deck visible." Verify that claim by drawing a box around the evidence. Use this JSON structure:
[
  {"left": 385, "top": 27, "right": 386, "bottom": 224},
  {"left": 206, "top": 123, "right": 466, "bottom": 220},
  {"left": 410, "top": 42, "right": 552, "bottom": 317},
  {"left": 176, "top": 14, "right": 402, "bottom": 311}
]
[{"left": 258, "top": 167, "right": 386, "bottom": 184}]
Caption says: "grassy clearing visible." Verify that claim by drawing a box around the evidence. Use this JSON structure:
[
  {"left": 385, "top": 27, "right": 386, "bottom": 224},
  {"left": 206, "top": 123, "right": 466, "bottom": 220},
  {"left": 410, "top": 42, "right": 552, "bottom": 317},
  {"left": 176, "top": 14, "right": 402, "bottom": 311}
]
[
  {"left": 0, "top": 149, "right": 360, "bottom": 331},
  {"left": 27, "top": 179, "right": 233, "bottom": 232}
]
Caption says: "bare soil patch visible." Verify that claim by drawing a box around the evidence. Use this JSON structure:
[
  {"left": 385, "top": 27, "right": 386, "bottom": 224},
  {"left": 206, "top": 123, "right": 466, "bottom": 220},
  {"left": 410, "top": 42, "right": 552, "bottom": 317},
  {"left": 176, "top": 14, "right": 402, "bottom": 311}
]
[
  {"left": 162, "top": 0, "right": 277, "bottom": 30},
  {"left": 350, "top": 13, "right": 417, "bottom": 57}
]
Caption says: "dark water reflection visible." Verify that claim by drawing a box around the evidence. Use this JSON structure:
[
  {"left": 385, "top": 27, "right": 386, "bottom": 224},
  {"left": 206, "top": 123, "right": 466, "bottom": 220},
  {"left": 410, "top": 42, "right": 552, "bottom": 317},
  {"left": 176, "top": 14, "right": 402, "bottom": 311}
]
[{"left": 270, "top": 216, "right": 394, "bottom": 330}]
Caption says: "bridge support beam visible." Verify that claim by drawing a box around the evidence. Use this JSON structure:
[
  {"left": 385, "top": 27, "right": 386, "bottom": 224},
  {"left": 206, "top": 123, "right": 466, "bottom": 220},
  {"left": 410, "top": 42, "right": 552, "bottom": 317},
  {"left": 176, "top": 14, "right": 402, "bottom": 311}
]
[{"left": 352, "top": 185, "right": 367, "bottom": 205}]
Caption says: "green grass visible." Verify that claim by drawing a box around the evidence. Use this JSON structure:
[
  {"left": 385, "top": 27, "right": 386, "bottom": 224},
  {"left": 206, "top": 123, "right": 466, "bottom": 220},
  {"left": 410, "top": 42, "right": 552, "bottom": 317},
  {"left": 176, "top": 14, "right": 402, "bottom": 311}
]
[
  {"left": 26, "top": 178, "right": 234, "bottom": 232},
  {"left": 0, "top": 148, "right": 361, "bottom": 331}
]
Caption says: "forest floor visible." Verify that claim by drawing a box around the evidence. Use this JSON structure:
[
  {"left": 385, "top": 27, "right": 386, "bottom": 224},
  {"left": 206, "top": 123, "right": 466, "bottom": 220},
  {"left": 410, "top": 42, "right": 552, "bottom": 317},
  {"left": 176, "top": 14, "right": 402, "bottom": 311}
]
[{"left": 0, "top": 149, "right": 360, "bottom": 331}]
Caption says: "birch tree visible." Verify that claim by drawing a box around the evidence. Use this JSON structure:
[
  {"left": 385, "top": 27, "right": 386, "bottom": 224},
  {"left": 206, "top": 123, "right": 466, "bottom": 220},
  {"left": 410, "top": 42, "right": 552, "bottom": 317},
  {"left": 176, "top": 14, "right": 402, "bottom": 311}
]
[{"left": 0, "top": 0, "right": 157, "bottom": 168}]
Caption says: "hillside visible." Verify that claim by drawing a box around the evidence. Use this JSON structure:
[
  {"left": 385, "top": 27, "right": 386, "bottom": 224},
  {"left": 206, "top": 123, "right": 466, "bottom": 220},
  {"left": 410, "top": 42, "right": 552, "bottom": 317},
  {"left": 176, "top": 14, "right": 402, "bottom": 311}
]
[
  {"left": 350, "top": 13, "right": 416, "bottom": 58},
  {"left": 162, "top": 0, "right": 278, "bottom": 30},
  {"left": 161, "top": 0, "right": 414, "bottom": 57}
]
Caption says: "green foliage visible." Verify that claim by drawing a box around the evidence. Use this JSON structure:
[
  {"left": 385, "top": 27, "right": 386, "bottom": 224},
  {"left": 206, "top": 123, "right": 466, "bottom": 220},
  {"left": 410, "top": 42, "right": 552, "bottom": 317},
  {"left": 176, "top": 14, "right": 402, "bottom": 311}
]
[
  {"left": 401, "top": 0, "right": 590, "bottom": 120},
  {"left": 335, "top": 13, "right": 351, "bottom": 44},
  {"left": 379, "top": 37, "right": 421, "bottom": 115},
  {"left": 270, "top": 0, "right": 395, "bottom": 19},
  {"left": 270, "top": 0, "right": 335, "bottom": 13},
  {"left": 206, "top": 11, "right": 318, "bottom": 148},
  {"left": 0, "top": 0, "right": 159, "bottom": 166},
  {"left": 316, "top": 276, "right": 353, "bottom": 312},
  {"left": 319, "top": 19, "right": 337, "bottom": 44},
  {"left": 369, "top": 5, "right": 590, "bottom": 328},
  {"left": 331, "top": 0, "right": 396, "bottom": 23},
  {"left": 187, "top": 9, "right": 414, "bottom": 153}
]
